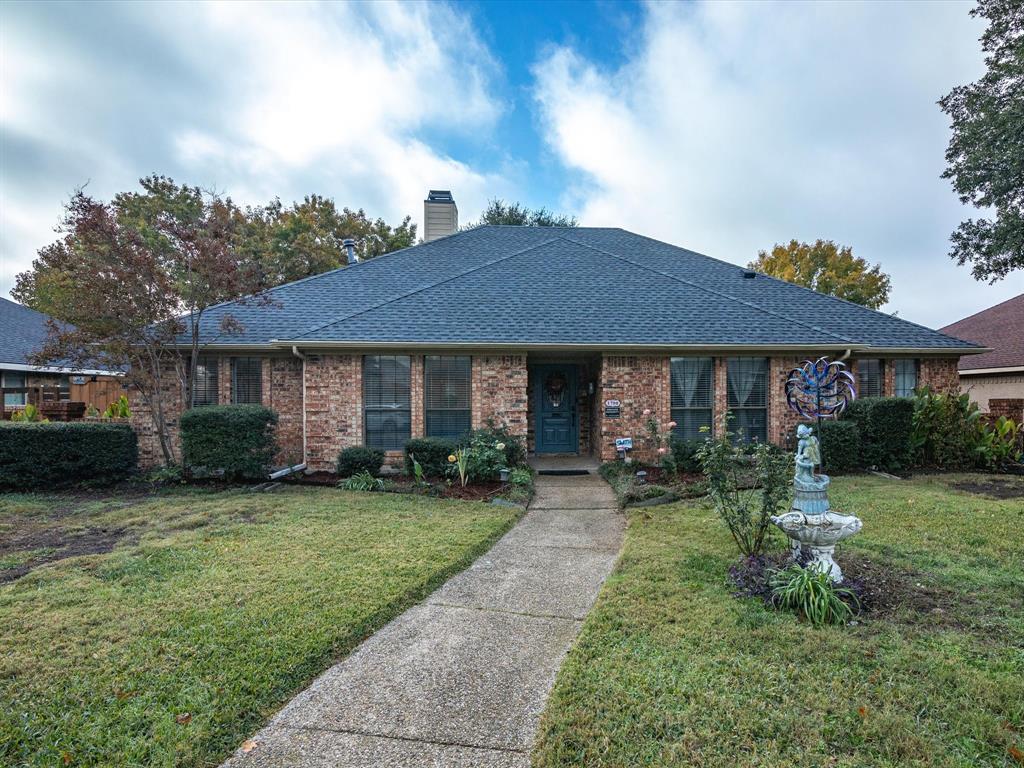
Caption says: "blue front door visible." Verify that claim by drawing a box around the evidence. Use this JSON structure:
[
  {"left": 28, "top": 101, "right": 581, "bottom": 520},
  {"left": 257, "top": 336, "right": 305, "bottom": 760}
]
[{"left": 534, "top": 365, "right": 578, "bottom": 454}]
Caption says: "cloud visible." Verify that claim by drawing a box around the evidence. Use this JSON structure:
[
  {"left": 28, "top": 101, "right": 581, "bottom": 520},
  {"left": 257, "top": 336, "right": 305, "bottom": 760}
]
[
  {"left": 532, "top": 1, "right": 1023, "bottom": 327},
  {"left": 0, "top": 0, "right": 511, "bottom": 295}
]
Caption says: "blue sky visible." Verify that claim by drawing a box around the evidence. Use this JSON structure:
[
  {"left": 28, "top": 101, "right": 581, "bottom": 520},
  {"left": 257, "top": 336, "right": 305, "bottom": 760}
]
[{"left": 1, "top": 0, "right": 1021, "bottom": 328}]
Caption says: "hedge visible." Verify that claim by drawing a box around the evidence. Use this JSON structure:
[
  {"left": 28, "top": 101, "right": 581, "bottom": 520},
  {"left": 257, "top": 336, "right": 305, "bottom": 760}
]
[
  {"left": 817, "top": 420, "right": 861, "bottom": 474},
  {"left": 404, "top": 437, "right": 457, "bottom": 478},
  {"left": 336, "top": 447, "right": 385, "bottom": 478},
  {"left": 669, "top": 437, "right": 705, "bottom": 474},
  {"left": 0, "top": 422, "right": 137, "bottom": 489},
  {"left": 843, "top": 397, "right": 915, "bottom": 472},
  {"left": 180, "top": 405, "right": 278, "bottom": 481}
]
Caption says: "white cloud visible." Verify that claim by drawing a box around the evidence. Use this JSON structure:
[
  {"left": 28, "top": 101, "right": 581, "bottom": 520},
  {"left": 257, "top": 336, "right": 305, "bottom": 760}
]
[
  {"left": 532, "top": 1, "right": 1024, "bottom": 327},
  {"left": 0, "top": 0, "right": 510, "bottom": 295}
]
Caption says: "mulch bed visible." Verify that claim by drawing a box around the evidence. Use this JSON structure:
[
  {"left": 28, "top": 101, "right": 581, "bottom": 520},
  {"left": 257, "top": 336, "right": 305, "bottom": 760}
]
[
  {"left": 286, "top": 472, "right": 510, "bottom": 501},
  {"left": 950, "top": 476, "right": 1024, "bottom": 499},
  {"left": 1, "top": 525, "right": 129, "bottom": 584}
]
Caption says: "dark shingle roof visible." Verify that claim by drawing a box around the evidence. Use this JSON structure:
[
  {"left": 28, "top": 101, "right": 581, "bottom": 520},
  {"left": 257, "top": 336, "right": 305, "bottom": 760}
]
[
  {"left": 191, "top": 226, "right": 981, "bottom": 351},
  {"left": 0, "top": 297, "right": 55, "bottom": 366},
  {"left": 940, "top": 293, "right": 1024, "bottom": 370}
]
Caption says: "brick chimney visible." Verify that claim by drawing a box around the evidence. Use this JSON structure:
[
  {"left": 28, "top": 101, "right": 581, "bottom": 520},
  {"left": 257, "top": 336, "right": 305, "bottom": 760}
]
[{"left": 423, "top": 190, "right": 458, "bottom": 242}]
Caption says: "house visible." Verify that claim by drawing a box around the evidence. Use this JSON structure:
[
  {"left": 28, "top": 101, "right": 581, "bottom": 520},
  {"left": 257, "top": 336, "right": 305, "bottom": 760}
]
[
  {"left": 0, "top": 297, "right": 123, "bottom": 418},
  {"left": 940, "top": 293, "right": 1024, "bottom": 423},
  {"left": 129, "top": 191, "right": 983, "bottom": 469}
]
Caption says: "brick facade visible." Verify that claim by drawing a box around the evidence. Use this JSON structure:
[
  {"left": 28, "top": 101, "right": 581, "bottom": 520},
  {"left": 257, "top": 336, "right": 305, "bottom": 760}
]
[
  {"left": 987, "top": 398, "right": 1024, "bottom": 423},
  {"left": 130, "top": 350, "right": 963, "bottom": 472}
]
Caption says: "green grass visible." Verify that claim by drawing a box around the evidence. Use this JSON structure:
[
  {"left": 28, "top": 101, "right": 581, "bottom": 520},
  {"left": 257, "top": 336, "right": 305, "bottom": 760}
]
[
  {"left": 533, "top": 474, "right": 1024, "bottom": 768},
  {"left": 0, "top": 485, "right": 518, "bottom": 767}
]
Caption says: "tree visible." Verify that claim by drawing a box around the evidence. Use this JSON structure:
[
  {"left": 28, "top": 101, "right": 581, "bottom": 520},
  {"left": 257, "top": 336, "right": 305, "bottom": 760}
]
[
  {"left": 244, "top": 196, "right": 417, "bottom": 286},
  {"left": 938, "top": 0, "right": 1023, "bottom": 282},
  {"left": 17, "top": 176, "right": 268, "bottom": 465},
  {"left": 748, "top": 240, "right": 892, "bottom": 309},
  {"left": 467, "top": 198, "right": 578, "bottom": 228}
]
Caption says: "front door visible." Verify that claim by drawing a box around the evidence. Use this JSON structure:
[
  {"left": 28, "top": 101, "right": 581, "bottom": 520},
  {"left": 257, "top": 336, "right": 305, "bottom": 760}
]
[{"left": 534, "top": 364, "right": 578, "bottom": 454}]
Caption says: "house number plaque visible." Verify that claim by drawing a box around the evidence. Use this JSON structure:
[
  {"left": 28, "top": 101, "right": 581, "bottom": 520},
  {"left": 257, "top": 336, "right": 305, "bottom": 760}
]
[{"left": 604, "top": 399, "right": 621, "bottom": 418}]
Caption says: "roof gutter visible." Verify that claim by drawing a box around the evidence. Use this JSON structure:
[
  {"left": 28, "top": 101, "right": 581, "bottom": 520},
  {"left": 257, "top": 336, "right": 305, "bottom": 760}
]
[
  {"left": 271, "top": 340, "right": 870, "bottom": 353},
  {"left": 0, "top": 362, "right": 123, "bottom": 376}
]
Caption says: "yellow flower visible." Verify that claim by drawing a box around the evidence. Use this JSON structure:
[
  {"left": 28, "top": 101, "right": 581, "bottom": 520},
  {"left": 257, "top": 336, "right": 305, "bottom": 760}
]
[{"left": 448, "top": 454, "right": 457, "bottom": 463}]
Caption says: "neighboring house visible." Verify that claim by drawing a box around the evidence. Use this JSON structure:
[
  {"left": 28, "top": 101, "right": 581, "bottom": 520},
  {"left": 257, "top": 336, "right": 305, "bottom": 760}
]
[
  {"left": 129, "top": 191, "right": 984, "bottom": 469},
  {"left": 0, "top": 297, "right": 123, "bottom": 417},
  {"left": 940, "top": 293, "right": 1024, "bottom": 423}
]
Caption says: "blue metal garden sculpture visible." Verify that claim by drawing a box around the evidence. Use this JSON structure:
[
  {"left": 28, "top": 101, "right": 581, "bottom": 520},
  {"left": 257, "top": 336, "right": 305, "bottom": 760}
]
[{"left": 784, "top": 357, "right": 856, "bottom": 422}]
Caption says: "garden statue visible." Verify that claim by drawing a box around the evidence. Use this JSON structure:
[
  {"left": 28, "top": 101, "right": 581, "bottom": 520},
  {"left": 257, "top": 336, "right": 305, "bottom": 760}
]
[{"left": 773, "top": 358, "right": 862, "bottom": 583}]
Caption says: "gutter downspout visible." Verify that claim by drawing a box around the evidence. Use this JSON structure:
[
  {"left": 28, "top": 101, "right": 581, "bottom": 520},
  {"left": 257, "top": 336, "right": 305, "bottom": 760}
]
[
  {"left": 838, "top": 348, "right": 853, "bottom": 362},
  {"left": 291, "top": 345, "right": 307, "bottom": 468}
]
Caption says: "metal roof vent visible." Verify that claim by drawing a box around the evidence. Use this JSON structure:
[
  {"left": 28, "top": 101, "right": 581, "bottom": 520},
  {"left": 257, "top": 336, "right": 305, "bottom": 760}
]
[
  {"left": 742, "top": 270, "right": 757, "bottom": 279},
  {"left": 424, "top": 190, "right": 458, "bottom": 242},
  {"left": 343, "top": 238, "right": 358, "bottom": 265}
]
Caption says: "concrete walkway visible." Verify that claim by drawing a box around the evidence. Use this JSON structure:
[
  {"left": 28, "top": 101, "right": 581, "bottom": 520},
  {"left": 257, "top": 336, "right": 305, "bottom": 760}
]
[{"left": 223, "top": 473, "right": 622, "bottom": 767}]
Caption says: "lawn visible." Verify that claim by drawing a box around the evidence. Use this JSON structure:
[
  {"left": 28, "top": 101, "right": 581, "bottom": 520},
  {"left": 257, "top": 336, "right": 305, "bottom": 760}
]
[
  {"left": 533, "top": 473, "right": 1024, "bottom": 768},
  {"left": 0, "top": 485, "right": 519, "bottom": 767}
]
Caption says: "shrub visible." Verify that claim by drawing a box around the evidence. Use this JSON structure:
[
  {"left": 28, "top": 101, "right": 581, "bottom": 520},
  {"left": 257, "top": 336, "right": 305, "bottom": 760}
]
[
  {"left": 817, "top": 420, "right": 861, "bottom": 473},
  {"left": 843, "top": 397, "right": 914, "bottom": 472},
  {"left": 974, "top": 415, "right": 1023, "bottom": 470},
  {"left": 340, "top": 471, "right": 392, "bottom": 492},
  {"left": 509, "top": 467, "right": 534, "bottom": 486},
  {"left": 462, "top": 422, "right": 526, "bottom": 468},
  {"left": 669, "top": 437, "right": 706, "bottom": 474},
  {"left": 10, "top": 404, "right": 47, "bottom": 422},
  {"left": 697, "top": 434, "right": 792, "bottom": 557},
  {"left": 0, "top": 422, "right": 137, "bottom": 489},
  {"left": 770, "top": 565, "right": 859, "bottom": 627},
  {"left": 336, "top": 446, "right": 385, "bottom": 478},
  {"left": 910, "top": 387, "right": 982, "bottom": 469},
  {"left": 103, "top": 394, "right": 131, "bottom": 419},
  {"left": 404, "top": 437, "right": 457, "bottom": 478},
  {"left": 180, "top": 405, "right": 278, "bottom": 481}
]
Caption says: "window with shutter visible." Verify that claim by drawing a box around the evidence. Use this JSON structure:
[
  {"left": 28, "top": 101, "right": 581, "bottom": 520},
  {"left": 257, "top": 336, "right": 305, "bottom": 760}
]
[
  {"left": 364, "top": 355, "right": 411, "bottom": 450},
  {"left": 670, "top": 357, "right": 713, "bottom": 441},
  {"left": 857, "top": 359, "right": 884, "bottom": 398},
  {"left": 2, "top": 372, "right": 27, "bottom": 408},
  {"left": 192, "top": 357, "right": 219, "bottom": 406},
  {"left": 231, "top": 357, "right": 262, "bottom": 405},
  {"left": 425, "top": 356, "right": 471, "bottom": 439},
  {"left": 894, "top": 359, "right": 918, "bottom": 398},
  {"left": 726, "top": 357, "right": 768, "bottom": 443}
]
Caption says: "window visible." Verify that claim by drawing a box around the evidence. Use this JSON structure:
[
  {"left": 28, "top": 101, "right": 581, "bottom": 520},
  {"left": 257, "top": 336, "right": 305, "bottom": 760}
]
[
  {"left": 670, "top": 357, "right": 714, "bottom": 441},
  {"left": 857, "top": 359, "right": 884, "bottom": 398},
  {"left": 2, "top": 372, "right": 27, "bottom": 408},
  {"left": 425, "top": 356, "right": 471, "bottom": 439},
  {"left": 58, "top": 376, "right": 71, "bottom": 402},
  {"left": 726, "top": 357, "right": 768, "bottom": 443},
  {"left": 231, "top": 357, "right": 262, "bottom": 405},
  {"left": 364, "top": 355, "right": 411, "bottom": 450},
  {"left": 193, "top": 357, "right": 219, "bottom": 406},
  {"left": 894, "top": 359, "right": 918, "bottom": 398}
]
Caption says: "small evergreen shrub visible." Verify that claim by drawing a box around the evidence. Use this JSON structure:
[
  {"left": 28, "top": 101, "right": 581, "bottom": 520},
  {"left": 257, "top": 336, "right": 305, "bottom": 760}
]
[
  {"left": 403, "top": 437, "right": 457, "bottom": 478},
  {"left": 461, "top": 422, "right": 527, "bottom": 468},
  {"left": 0, "top": 422, "right": 137, "bottom": 489},
  {"left": 336, "top": 446, "right": 385, "bottom": 478},
  {"left": 817, "top": 420, "right": 861, "bottom": 473},
  {"left": 669, "top": 437, "right": 706, "bottom": 474},
  {"left": 844, "top": 397, "right": 914, "bottom": 472},
  {"left": 180, "top": 405, "right": 278, "bottom": 481}
]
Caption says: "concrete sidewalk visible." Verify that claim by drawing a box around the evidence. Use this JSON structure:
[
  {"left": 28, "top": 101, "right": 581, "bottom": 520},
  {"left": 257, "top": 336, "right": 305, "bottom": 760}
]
[{"left": 223, "top": 473, "right": 622, "bottom": 767}]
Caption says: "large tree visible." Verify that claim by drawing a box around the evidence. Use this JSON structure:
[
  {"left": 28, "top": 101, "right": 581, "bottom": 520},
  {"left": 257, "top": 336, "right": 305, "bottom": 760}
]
[
  {"left": 244, "top": 196, "right": 416, "bottom": 286},
  {"left": 468, "top": 198, "right": 578, "bottom": 228},
  {"left": 749, "top": 239, "right": 892, "bottom": 309},
  {"left": 938, "top": 0, "right": 1023, "bottom": 282},
  {"left": 15, "top": 176, "right": 267, "bottom": 465}
]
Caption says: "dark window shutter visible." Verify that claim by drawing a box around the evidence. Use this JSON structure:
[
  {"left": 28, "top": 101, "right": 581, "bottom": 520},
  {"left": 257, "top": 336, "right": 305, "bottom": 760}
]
[
  {"left": 670, "top": 357, "right": 714, "bottom": 441},
  {"left": 425, "top": 356, "right": 471, "bottom": 439},
  {"left": 726, "top": 357, "right": 768, "bottom": 443},
  {"left": 231, "top": 357, "right": 262, "bottom": 405},
  {"left": 363, "top": 355, "right": 411, "bottom": 450}
]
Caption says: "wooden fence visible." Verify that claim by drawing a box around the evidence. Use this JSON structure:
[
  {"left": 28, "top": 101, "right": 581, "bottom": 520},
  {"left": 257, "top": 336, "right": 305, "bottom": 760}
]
[{"left": 1, "top": 381, "right": 125, "bottom": 421}]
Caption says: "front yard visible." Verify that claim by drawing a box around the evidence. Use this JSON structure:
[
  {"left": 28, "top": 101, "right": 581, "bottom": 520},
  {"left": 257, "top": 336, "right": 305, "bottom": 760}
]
[
  {"left": 533, "top": 474, "right": 1024, "bottom": 767},
  {"left": 0, "top": 485, "right": 519, "bottom": 767}
]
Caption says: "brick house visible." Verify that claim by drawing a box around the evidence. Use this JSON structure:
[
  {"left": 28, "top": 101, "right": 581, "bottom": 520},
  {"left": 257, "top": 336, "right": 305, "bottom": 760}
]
[
  {"left": 940, "top": 293, "right": 1024, "bottom": 424},
  {"left": 129, "top": 193, "right": 983, "bottom": 470}
]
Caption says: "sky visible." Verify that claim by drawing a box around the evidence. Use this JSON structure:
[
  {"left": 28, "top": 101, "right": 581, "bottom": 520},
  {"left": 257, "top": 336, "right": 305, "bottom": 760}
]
[{"left": 1, "top": 0, "right": 1021, "bottom": 329}]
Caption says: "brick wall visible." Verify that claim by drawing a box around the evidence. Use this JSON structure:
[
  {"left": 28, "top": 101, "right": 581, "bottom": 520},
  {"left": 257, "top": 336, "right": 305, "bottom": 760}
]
[
  {"left": 265, "top": 356, "right": 304, "bottom": 466},
  {"left": 920, "top": 357, "right": 961, "bottom": 393},
  {"left": 988, "top": 398, "right": 1024, "bottom": 423},
  {"left": 129, "top": 366, "right": 184, "bottom": 467},
  {"left": 594, "top": 355, "right": 670, "bottom": 463},
  {"left": 304, "top": 354, "right": 361, "bottom": 473},
  {"left": 472, "top": 355, "right": 528, "bottom": 439}
]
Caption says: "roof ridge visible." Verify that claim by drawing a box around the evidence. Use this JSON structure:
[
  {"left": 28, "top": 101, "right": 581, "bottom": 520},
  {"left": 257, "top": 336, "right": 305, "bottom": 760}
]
[
  {"left": 612, "top": 229, "right": 979, "bottom": 348},
  {"left": 285, "top": 236, "right": 567, "bottom": 340},
  {"left": 557, "top": 235, "right": 857, "bottom": 346}
]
